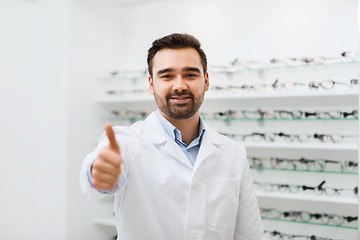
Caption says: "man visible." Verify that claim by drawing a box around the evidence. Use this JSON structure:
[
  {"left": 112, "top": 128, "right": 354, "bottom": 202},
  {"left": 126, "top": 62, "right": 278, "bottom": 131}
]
[{"left": 80, "top": 33, "right": 263, "bottom": 239}]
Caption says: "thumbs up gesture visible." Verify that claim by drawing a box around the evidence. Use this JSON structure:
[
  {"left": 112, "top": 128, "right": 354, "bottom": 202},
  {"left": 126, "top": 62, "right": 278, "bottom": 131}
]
[{"left": 91, "top": 124, "right": 122, "bottom": 191}]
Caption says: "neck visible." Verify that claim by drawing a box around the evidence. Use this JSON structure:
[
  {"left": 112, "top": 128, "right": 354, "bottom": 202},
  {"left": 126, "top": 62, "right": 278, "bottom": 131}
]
[{"left": 160, "top": 111, "right": 200, "bottom": 146}]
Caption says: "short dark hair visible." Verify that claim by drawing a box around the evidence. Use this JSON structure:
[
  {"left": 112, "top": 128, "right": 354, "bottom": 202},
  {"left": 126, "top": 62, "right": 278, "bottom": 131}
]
[{"left": 147, "top": 33, "right": 207, "bottom": 77}]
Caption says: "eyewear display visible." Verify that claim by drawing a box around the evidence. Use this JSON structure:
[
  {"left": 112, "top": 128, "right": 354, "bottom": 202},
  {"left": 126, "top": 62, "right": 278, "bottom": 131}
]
[
  {"left": 254, "top": 180, "right": 358, "bottom": 196},
  {"left": 210, "top": 79, "right": 357, "bottom": 93},
  {"left": 201, "top": 109, "right": 358, "bottom": 120},
  {"left": 110, "top": 109, "right": 358, "bottom": 123},
  {"left": 308, "top": 79, "right": 358, "bottom": 90},
  {"left": 109, "top": 69, "right": 147, "bottom": 78},
  {"left": 248, "top": 156, "right": 357, "bottom": 173},
  {"left": 104, "top": 79, "right": 357, "bottom": 96},
  {"left": 106, "top": 89, "right": 151, "bottom": 95},
  {"left": 260, "top": 208, "right": 358, "bottom": 226},
  {"left": 271, "top": 79, "right": 306, "bottom": 91},
  {"left": 303, "top": 110, "right": 358, "bottom": 119},
  {"left": 209, "top": 51, "right": 358, "bottom": 72},
  {"left": 263, "top": 230, "right": 344, "bottom": 240},
  {"left": 211, "top": 84, "right": 266, "bottom": 92},
  {"left": 221, "top": 131, "right": 357, "bottom": 144},
  {"left": 111, "top": 110, "right": 153, "bottom": 118},
  {"left": 270, "top": 51, "right": 358, "bottom": 66}
]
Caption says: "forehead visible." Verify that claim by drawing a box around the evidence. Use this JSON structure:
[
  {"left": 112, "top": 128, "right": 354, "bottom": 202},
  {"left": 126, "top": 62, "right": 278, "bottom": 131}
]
[{"left": 152, "top": 48, "right": 203, "bottom": 73}]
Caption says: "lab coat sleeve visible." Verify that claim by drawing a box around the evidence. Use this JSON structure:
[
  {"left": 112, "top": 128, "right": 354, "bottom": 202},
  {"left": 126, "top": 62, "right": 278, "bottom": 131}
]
[
  {"left": 80, "top": 126, "right": 139, "bottom": 199},
  {"left": 234, "top": 149, "right": 264, "bottom": 240}
]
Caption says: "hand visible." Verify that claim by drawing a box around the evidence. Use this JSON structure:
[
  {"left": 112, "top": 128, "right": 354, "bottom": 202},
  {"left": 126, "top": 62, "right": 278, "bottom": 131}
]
[{"left": 91, "top": 124, "right": 122, "bottom": 191}]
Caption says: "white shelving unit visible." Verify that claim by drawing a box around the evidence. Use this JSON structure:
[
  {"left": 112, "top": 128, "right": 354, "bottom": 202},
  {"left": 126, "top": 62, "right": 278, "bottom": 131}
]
[
  {"left": 222, "top": 61, "right": 358, "bottom": 240},
  {"left": 93, "top": 60, "right": 359, "bottom": 239},
  {"left": 244, "top": 142, "right": 358, "bottom": 150},
  {"left": 96, "top": 90, "right": 358, "bottom": 103},
  {"left": 255, "top": 191, "right": 358, "bottom": 205}
]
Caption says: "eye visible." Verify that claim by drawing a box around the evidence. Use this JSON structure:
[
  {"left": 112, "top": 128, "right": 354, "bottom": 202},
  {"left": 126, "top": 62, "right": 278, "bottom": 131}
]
[
  {"left": 185, "top": 73, "right": 198, "bottom": 78},
  {"left": 161, "top": 74, "right": 173, "bottom": 79}
]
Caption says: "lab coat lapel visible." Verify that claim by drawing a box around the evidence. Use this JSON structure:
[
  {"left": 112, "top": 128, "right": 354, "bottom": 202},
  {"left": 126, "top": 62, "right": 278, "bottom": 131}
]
[
  {"left": 144, "top": 112, "right": 167, "bottom": 145},
  {"left": 164, "top": 138, "right": 193, "bottom": 168},
  {"left": 144, "top": 112, "right": 193, "bottom": 168},
  {"left": 194, "top": 123, "right": 224, "bottom": 170}
]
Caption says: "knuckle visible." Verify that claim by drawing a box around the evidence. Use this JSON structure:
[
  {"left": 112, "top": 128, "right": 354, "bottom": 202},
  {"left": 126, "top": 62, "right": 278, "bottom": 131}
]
[
  {"left": 92, "top": 159, "right": 104, "bottom": 170},
  {"left": 97, "top": 151, "right": 104, "bottom": 159},
  {"left": 92, "top": 169, "right": 100, "bottom": 178},
  {"left": 92, "top": 179, "right": 100, "bottom": 188},
  {"left": 92, "top": 160, "right": 100, "bottom": 169},
  {"left": 104, "top": 183, "right": 112, "bottom": 190},
  {"left": 115, "top": 156, "right": 122, "bottom": 165},
  {"left": 98, "top": 149, "right": 107, "bottom": 159}
]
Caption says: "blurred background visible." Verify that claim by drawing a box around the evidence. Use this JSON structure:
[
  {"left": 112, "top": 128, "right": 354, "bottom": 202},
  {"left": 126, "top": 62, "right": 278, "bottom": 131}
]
[{"left": 0, "top": 0, "right": 359, "bottom": 239}]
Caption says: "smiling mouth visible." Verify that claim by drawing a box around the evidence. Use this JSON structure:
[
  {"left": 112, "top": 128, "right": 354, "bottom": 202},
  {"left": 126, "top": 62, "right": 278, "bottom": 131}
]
[{"left": 169, "top": 95, "right": 191, "bottom": 104}]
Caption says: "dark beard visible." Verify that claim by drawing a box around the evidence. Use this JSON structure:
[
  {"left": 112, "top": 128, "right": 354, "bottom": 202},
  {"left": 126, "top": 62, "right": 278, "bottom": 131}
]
[{"left": 154, "top": 89, "right": 204, "bottom": 119}]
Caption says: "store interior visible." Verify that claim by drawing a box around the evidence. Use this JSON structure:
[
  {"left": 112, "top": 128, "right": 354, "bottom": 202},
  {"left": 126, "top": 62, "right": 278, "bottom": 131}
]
[{"left": 1, "top": 0, "right": 359, "bottom": 239}]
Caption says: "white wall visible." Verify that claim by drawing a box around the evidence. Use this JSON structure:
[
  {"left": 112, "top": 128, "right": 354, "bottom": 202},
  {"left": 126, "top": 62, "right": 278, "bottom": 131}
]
[
  {"left": 117, "top": 0, "right": 358, "bottom": 70},
  {"left": 0, "top": 0, "right": 125, "bottom": 238},
  {"left": 0, "top": 0, "right": 68, "bottom": 239},
  {"left": 66, "top": 0, "right": 124, "bottom": 239}
]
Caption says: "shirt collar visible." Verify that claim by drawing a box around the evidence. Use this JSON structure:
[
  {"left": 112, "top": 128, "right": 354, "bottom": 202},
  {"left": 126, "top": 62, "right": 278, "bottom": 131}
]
[{"left": 155, "top": 110, "right": 206, "bottom": 145}]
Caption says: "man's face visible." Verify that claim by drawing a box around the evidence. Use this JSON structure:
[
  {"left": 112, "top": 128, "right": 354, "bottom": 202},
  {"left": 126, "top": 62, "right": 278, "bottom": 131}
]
[{"left": 149, "top": 48, "right": 209, "bottom": 119}]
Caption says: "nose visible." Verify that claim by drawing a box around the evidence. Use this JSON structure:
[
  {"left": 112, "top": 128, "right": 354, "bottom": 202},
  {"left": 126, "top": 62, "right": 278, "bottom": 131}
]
[{"left": 172, "top": 75, "right": 188, "bottom": 92}]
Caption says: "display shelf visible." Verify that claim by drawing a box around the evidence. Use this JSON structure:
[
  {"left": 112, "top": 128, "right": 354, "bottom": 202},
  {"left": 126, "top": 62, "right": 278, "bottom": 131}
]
[
  {"left": 100, "top": 116, "right": 358, "bottom": 122},
  {"left": 96, "top": 95, "right": 153, "bottom": 103},
  {"left": 95, "top": 90, "right": 358, "bottom": 104},
  {"left": 244, "top": 142, "right": 358, "bottom": 150},
  {"left": 205, "top": 90, "right": 358, "bottom": 100},
  {"left": 98, "top": 76, "right": 146, "bottom": 82},
  {"left": 98, "top": 75, "right": 147, "bottom": 82},
  {"left": 93, "top": 52, "right": 359, "bottom": 239},
  {"left": 203, "top": 117, "right": 358, "bottom": 122},
  {"left": 262, "top": 230, "right": 340, "bottom": 240},
  {"left": 209, "top": 61, "right": 359, "bottom": 74},
  {"left": 251, "top": 167, "right": 358, "bottom": 175},
  {"left": 94, "top": 218, "right": 116, "bottom": 227},
  {"left": 261, "top": 217, "right": 358, "bottom": 230},
  {"left": 96, "top": 62, "right": 358, "bottom": 82},
  {"left": 99, "top": 117, "right": 146, "bottom": 123},
  {"left": 256, "top": 191, "right": 358, "bottom": 205}
]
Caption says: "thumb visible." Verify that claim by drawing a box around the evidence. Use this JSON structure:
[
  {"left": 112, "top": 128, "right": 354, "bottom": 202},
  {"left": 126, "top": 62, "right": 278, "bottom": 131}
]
[{"left": 105, "top": 124, "right": 120, "bottom": 154}]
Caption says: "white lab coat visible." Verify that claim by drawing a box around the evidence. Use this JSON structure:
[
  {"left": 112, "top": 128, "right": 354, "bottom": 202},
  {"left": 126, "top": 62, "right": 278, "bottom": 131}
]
[{"left": 80, "top": 112, "right": 263, "bottom": 240}]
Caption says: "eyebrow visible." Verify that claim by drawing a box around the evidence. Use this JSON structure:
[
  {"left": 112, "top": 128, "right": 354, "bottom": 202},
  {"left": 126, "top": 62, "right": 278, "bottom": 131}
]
[
  {"left": 156, "top": 67, "right": 201, "bottom": 76},
  {"left": 183, "top": 67, "right": 201, "bottom": 73},
  {"left": 157, "top": 68, "right": 175, "bottom": 76}
]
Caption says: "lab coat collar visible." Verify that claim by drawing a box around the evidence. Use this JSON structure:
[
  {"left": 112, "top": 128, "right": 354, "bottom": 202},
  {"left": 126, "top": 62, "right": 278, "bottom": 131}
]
[
  {"left": 145, "top": 112, "right": 224, "bottom": 146},
  {"left": 145, "top": 112, "right": 224, "bottom": 169},
  {"left": 145, "top": 112, "right": 169, "bottom": 145},
  {"left": 154, "top": 110, "right": 206, "bottom": 148},
  {"left": 193, "top": 121, "right": 224, "bottom": 170},
  {"left": 145, "top": 112, "right": 191, "bottom": 168}
]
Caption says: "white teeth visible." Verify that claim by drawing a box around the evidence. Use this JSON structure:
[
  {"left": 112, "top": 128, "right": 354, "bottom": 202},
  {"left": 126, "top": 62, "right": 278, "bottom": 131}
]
[{"left": 172, "top": 96, "right": 188, "bottom": 99}]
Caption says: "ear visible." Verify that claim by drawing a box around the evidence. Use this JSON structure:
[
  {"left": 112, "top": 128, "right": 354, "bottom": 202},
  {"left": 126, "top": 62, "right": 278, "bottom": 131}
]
[
  {"left": 148, "top": 75, "right": 154, "bottom": 94},
  {"left": 204, "top": 72, "right": 209, "bottom": 91}
]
